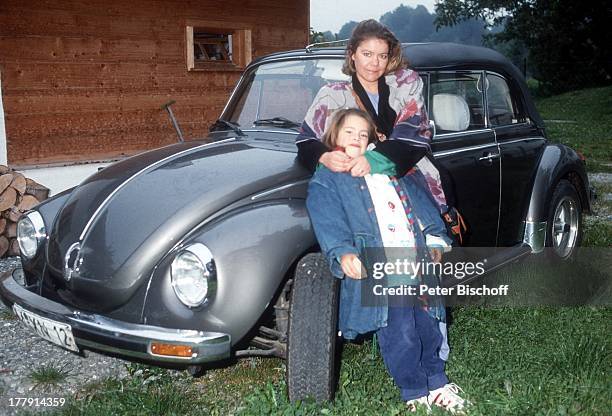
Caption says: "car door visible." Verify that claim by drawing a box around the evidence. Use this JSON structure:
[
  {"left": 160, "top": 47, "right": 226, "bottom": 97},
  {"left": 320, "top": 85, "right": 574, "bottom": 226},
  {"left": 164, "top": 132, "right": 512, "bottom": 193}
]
[
  {"left": 484, "top": 71, "right": 547, "bottom": 246},
  {"left": 424, "top": 71, "right": 501, "bottom": 248}
]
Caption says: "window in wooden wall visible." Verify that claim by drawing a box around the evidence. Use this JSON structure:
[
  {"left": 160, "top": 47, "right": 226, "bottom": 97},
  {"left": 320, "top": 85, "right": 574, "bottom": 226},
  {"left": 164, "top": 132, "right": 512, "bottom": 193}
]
[{"left": 186, "top": 23, "right": 251, "bottom": 71}]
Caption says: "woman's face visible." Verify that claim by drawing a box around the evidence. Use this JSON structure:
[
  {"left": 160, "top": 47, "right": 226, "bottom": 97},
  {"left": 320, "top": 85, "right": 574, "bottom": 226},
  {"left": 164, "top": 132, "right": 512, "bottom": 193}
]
[
  {"left": 336, "top": 114, "right": 370, "bottom": 158},
  {"left": 351, "top": 37, "right": 390, "bottom": 87}
]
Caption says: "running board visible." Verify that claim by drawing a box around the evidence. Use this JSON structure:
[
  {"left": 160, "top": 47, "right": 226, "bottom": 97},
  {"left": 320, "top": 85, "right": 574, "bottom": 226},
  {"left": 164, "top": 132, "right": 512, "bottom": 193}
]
[{"left": 442, "top": 244, "right": 533, "bottom": 288}]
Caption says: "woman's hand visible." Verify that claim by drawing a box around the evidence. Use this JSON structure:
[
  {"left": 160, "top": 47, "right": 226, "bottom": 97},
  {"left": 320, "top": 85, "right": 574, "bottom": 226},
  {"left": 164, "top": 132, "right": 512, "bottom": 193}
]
[
  {"left": 340, "top": 254, "right": 364, "bottom": 279},
  {"left": 348, "top": 155, "right": 371, "bottom": 177},
  {"left": 319, "top": 151, "right": 351, "bottom": 172}
]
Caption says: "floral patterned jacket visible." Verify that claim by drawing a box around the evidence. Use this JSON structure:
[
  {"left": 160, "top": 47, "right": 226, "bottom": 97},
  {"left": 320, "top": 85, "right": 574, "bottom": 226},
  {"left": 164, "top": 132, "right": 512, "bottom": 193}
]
[{"left": 296, "top": 68, "right": 449, "bottom": 213}]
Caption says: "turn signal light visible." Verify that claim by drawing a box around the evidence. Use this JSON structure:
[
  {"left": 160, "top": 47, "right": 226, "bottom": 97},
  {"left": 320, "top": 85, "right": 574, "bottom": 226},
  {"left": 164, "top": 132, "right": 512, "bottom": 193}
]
[{"left": 150, "top": 342, "right": 193, "bottom": 357}]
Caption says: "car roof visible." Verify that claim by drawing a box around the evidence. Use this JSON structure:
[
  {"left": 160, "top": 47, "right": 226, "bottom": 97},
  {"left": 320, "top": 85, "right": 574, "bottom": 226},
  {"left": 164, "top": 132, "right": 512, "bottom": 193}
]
[
  {"left": 253, "top": 42, "right": 508, "bottom": 71},
  {"left": 249, "top": 42, "right": 543, "bottom": 128}
]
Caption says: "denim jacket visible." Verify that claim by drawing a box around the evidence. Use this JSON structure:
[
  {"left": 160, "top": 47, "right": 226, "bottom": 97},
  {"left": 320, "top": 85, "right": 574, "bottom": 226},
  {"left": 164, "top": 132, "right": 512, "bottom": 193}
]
[{"left": 306, "top": 167, "right": 451, "bottom": 339}]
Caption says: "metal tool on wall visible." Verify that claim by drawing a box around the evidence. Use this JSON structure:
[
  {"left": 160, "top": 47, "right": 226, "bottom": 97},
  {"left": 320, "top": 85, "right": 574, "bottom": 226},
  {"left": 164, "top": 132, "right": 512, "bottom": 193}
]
[{"left": 161, "top": 100, "right": 185, "bottom": 143}]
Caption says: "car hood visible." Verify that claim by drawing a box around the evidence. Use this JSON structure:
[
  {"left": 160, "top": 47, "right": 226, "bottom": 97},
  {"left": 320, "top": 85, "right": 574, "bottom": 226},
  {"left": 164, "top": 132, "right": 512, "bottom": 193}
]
[{"left": 46, "top": 137, "right": 309, "bottom": 310}]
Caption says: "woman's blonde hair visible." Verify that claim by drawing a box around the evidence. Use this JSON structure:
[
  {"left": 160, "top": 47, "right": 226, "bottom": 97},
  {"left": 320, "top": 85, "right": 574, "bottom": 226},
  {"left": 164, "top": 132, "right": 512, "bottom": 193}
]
[
  {"left": 322, "top": 108, "right": 378, "bottom": 149},
  {"left": 342, "top": 19, "right": 405, "bottom": 76}
]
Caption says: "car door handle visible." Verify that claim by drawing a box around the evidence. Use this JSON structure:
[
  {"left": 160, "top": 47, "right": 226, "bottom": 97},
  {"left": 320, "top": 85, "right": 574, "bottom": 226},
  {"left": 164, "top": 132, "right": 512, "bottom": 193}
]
[{"left": 478, "top": 151, "right": 500, "bottom": 163}]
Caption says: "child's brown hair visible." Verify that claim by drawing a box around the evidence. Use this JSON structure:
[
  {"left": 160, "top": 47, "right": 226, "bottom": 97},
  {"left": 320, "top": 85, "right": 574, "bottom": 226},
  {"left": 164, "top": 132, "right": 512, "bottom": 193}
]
[{"left": 322, "top": 108, "right": 378, "bottom": 150}]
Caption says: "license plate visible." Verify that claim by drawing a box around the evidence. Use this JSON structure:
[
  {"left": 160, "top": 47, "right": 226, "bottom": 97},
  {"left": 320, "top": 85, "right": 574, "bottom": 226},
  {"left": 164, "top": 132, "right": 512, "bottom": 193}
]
[{"left": 12, "top": 304, "right": 79, "bottom": 352}]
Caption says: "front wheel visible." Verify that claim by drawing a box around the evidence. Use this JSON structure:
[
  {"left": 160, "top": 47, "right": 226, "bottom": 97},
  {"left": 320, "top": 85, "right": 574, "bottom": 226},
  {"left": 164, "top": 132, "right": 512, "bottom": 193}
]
[
  {"left": 286, "top": 253, "right": 340, "bottom": 402},
  {"left": 546, "top": 179, "right": 583, "bottom": 259}
]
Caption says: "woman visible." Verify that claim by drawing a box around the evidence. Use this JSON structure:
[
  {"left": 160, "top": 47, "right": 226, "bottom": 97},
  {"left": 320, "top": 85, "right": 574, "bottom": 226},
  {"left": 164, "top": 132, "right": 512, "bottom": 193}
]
[{"left": 296, "top": 19, "right": 447, "bottom": 216}]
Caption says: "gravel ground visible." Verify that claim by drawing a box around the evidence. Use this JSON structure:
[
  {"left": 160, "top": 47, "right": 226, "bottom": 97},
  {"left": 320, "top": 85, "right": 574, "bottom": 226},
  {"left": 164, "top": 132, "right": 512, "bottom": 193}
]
[
  {"left": 0, "top": 257, "right": 130, "bottom": 415},
  {"left": 588, "top": 172, "right": 612, "bottom": 220}
]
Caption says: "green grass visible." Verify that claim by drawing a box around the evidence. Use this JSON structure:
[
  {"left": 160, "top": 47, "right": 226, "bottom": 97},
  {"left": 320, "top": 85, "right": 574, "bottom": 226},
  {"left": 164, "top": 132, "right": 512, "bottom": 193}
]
[
  {"left": 29, "top": 363, "right": 72, "bottom": 389},
  {"left": 584, "top": 219, "right": 612, "bottom": 247},
  {"left": 53, "top": 238, "right": 611, "bottom": 415},
  {"left": 56, "top": 367, "right": 196, "bottom": 416},
  {"left": 51, "top": 306, "right": 611, "bottom": 415},
  {"left": 0, "top": 308, "right": 16, "bottom": 320},
  {"left": 535, "top": 86, "right": 612, "bottom": 172},
  {"left": 583, "top": 174, "right": 612, "bottom": 247}
]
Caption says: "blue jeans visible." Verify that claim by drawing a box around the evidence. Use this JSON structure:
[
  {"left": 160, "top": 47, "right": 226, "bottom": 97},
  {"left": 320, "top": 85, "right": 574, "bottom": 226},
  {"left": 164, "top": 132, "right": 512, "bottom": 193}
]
[{"left": 377, "top": 304, "right": 449, "bottom": 401}]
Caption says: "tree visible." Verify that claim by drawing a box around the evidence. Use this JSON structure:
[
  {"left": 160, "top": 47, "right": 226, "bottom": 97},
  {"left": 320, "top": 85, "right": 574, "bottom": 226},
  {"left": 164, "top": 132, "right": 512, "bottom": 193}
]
[
  {"left": 337, "top": 21, "right": 359, "bottom": 41},
  {"left": 309, "top": 28, "right": 327, "bottom": 44},
  {"left": 435, "top": 0, "right": 612, "bottom": 94},
  {"left": 426, "top": 17, "right": 487, "bottom": 46},
  {"left": 379, "top": 4, "right": 487, "bottom": 46},
  {"left": 380, "top": 4, "right": 435, "bottom": 42}
]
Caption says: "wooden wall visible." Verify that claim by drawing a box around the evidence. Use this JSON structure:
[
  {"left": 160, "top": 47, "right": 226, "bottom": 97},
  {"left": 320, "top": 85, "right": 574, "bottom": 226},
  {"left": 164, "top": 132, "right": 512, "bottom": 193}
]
[{"left": 0, "top": 0, "right": 309, "bottom": 166}]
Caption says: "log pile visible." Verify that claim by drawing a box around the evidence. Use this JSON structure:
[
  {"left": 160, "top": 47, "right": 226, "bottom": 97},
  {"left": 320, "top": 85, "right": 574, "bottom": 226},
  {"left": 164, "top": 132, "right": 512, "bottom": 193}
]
[{"left": 0, "top": 165, "right": 50, "bottom": 258}]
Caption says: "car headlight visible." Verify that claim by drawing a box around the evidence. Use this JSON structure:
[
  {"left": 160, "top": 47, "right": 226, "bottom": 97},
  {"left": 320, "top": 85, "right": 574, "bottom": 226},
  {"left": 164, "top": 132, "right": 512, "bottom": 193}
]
[
  {"left": 171, "top": 243, "right": 215, "bottom": 308},
  {"left": 17, "top": 211, "right": 46, "bottom": 259}
]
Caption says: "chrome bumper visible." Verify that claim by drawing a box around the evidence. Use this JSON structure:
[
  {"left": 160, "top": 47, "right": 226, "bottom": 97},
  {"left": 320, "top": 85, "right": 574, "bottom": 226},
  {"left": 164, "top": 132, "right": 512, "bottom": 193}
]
[{"left": 0, "top": 269, "right": 230, "bottom": 364}]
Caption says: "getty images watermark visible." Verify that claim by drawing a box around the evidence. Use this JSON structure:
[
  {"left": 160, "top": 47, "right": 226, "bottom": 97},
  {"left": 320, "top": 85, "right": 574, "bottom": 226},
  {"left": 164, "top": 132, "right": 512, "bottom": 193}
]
[
  {"left": 357, "top": 247, "right": 612, "bottom": 307},
  {"left": 369, "top": 257, "right": 508, "bottom": 297}
]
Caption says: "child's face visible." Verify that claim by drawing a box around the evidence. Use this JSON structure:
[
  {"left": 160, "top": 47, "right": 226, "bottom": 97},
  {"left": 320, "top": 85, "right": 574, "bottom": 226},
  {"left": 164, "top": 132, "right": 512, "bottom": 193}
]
[{"left": 336, "top": 114, "right": 370, "bottom": 158}]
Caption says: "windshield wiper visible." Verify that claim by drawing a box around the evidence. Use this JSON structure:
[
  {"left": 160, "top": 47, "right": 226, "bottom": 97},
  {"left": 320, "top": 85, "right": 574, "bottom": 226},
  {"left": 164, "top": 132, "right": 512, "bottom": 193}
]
[
  {"left": 253, "top": 117, "right": 301, "bottom": 130},
  {"left": 209, "top": 119, "right": 245, "bottom": 136}
]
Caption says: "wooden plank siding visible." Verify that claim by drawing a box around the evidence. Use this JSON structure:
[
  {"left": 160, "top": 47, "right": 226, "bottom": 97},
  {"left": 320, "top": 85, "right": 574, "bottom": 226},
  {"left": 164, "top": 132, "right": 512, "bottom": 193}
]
[{"left": 0, "top": 0, "right": 309, "bottom": 166}]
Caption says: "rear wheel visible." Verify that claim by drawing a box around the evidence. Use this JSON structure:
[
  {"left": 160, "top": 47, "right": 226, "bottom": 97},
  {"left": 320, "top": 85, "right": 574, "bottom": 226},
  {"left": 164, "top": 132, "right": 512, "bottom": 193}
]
[
  {"left": 546, "top": 179, "right": 582, "bottom": 259},
  {"left": 286, "top": 253, "right": 340, "bottom": 402}
]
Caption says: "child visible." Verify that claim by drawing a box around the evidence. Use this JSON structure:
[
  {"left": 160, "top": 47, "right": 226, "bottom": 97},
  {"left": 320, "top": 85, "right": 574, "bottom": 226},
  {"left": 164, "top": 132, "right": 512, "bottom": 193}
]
[{"left": 306, "top": 108, "right": 469, "bottom": 413}]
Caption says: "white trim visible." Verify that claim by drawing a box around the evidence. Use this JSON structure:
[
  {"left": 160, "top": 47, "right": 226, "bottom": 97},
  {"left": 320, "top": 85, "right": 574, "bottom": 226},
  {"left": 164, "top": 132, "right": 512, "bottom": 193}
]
[
  {"left": 0, "top": 73, "right": 7, "bottom": 165},
  {"left": 433, "top": 142, "right": 498, "bottom": 158},
  {"left": 250, "top": 179, "right": 310, "bottom": 200}
]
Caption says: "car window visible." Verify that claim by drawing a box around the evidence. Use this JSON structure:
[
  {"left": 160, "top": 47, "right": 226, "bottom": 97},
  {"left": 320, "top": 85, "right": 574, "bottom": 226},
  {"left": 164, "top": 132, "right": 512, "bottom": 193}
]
[
  {"left": 486, "top": 73, "right": 525, "bottom": 126},
  {"left": 228, "top": 59, "right": 348, "bottom": 128},
  {"left": 429, "top": 72, "right": 486, "bottom": 135}
]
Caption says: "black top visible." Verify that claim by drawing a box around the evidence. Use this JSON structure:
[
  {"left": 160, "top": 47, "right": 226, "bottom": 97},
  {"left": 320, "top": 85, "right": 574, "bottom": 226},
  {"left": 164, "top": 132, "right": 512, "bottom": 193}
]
[{"left": 248, "top": 42, "right": 544, "bottom": 129}]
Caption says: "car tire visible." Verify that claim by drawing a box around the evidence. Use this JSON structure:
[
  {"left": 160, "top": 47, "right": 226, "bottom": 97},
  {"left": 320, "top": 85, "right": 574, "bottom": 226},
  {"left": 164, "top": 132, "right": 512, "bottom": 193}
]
[
  {"left": 286, "top": 253, "right": 340, "bottom": 403},
  {"left": 545, "top": 179, "right": 583, "bottom": 260}
]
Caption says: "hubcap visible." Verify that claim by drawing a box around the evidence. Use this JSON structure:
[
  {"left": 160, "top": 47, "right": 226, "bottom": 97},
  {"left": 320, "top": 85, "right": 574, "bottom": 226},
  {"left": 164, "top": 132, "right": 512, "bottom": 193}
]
[{"left": 552, "top": 196, "right": 579, "bottom": 258}]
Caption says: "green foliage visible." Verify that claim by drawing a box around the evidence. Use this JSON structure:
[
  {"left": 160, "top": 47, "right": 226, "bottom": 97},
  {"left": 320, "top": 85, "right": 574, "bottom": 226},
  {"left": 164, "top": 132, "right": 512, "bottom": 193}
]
[
  {"left": 380, "top": 4, "right": 488, "bottom": 46},
  {"left": 309, "top": 28, "right": 337, "bottom": 45},
  {"left": 435, "top": 0, "right": 611, "bottom": 94},
  {"left": 59, "top": 366, "right": 196, "bottom": 416},
  {"left": 337, "top": 21, "right": 359, "bottom": 41},
  {"left": 29, "top": 363, "right": 72, "bottom": 389},
  {"left": 535, "top": 86, "right": 612, "bottom": 171}
]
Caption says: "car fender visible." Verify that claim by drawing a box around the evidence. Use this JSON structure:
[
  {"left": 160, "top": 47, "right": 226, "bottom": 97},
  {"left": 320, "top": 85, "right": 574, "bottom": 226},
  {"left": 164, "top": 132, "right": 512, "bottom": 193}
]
[
  {"left": 523, "top": 143, "right": 590, "bottom": 251},
  {"left": 141, "top": 199, "right": 317, "bottom": 346},
  {"left": 20, "top": 188, "right": 74, "bottom": 275}
]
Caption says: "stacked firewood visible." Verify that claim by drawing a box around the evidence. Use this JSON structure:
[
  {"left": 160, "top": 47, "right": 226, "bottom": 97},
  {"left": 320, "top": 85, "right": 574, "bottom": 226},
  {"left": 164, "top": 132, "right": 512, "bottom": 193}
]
[{"left": 0, "top": 165, "right": 49, "bottom": 257}]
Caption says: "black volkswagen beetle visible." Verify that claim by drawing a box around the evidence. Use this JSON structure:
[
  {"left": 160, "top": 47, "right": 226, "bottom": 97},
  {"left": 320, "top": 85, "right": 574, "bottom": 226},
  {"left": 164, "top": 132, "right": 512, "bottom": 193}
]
[{"left": 0, "top": 43, "right": 594, "bottom": 401}]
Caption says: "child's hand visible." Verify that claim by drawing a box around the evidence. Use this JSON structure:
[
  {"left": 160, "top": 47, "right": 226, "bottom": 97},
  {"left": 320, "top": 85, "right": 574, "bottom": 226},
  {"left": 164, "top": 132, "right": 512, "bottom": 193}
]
[
  {"left": 340, "top": 254, "right": 364, "bottom": 279},
  {"left": 429, "top": 248, "right": 443, "bottom": 263}
]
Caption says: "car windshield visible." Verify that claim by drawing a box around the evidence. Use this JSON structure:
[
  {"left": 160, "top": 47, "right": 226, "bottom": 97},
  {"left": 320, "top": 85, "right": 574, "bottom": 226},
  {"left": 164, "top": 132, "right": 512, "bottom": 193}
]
[{"left": 224, "top": 58, "right": 348, "bottom": 132}]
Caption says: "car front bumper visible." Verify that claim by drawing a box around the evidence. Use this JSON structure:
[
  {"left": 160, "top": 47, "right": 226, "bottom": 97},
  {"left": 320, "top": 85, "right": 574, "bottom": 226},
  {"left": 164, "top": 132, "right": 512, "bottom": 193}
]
[{"left": 0, "top": 268, "right": 231, "bottom": 365}]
